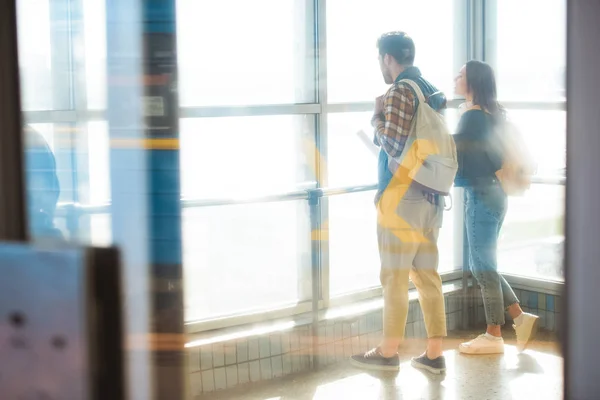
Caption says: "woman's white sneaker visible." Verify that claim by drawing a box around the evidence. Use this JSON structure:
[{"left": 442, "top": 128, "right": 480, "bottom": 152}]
[
  {"left": 459, "top": 334, "right": 505, "bottom": 355},
  {"left": 514, "top": 313, "right": 540, "bottom": 352}
]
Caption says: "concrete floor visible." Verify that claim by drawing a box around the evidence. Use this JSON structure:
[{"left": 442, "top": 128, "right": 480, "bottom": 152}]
[{"left": 199, "top": 330, "right": 562, "bottom": 400}]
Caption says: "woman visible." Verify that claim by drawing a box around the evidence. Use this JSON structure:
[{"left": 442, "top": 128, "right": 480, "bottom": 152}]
[{"left": 453, "top": 61, "right": 539, "bottom": 354}]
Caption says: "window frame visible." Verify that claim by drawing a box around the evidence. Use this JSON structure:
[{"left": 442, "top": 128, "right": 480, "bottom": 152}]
[
  {"left": 22, "top": 0, "right": 565, "bottom": 335},
  {"left": 481, "top": 0, "right": 566, "bottom": 283}
]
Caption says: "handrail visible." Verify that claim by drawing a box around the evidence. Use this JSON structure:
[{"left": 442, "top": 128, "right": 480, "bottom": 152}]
[
  {"left": 317, "top": 183, "right": 379, "bottom": 197},
  {"left": 530, "top": 175, "right": 566, "bottom": 185},
  {"left": 55, "top": 174, "right": 566, "bottom": 216},
  {"left": 55, "top": 190, "right": 310, "bottom": 217},
  {"left": 181, "top": 190, "right": 309, "bottom": 208}
]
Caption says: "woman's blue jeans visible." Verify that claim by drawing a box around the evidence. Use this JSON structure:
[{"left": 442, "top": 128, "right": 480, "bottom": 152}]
[{"left": 465, "top": 182, "right": 519, "bottom": 326}]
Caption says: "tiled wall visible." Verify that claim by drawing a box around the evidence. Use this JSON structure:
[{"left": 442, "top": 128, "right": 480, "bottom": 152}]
[
  {"left": 189, "top": 292, "right": 464, "bottom": 398},
  {"left": 472, "top": 288, "right": 562, "bottom": 333}
]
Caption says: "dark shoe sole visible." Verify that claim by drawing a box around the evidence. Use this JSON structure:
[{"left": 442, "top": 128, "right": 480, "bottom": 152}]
[
  {"left": 349, "top": 357, "right": 399, "bottom": 372},
  {"left": 410, "top": 359, "right": 446, "bottom": 375}
]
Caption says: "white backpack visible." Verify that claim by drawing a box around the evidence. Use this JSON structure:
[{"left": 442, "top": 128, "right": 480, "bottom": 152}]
[
  {"left": 393, "top": 79, "right": 458, "bottom": 196},
  {"left": 492, "top": 117, "right": 537, "bottom": 196}
]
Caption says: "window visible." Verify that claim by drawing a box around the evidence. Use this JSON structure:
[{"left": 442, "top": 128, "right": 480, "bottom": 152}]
[
  {"left": 499, "top": 184, "right": 565, "bottom": 281},
  {"left": 494, "top": 0, "right": 566, "bottom": 101},
  {"left": 176, "top": 0, "right": 315, "bottom": 107},
  {"left": 16, "top": 0, "right": 53, "bottom": 111},
  {"left": 328, "top": 191, "right": 380, "bottom": 296},
  {"left": 86, "top": 121, "right": 112, "bottom": 246},
  {"left": 497, "top": 110, "right": 565, "bottom": 281},
  {"left": 83, "top": 0, "right": 107, "bottom": 110},
  {"left": 184, "top": 200, "right": 311, "bottom": 322},
  {"left": 14, "top": 0, "right": 566, "bottom": 337},
  {"left": 180, "top": 115, "right": 315, "bottom": 200},
  {"left": 87, "top": 121, "right": 111, "bottom": 205},
  {"left": 490, "top": 0, "right": 567, "bottom": 281},
  {"left": 507, "top": 110, "right": 566, "bottom": 175},
  {"left": 326, "top": 0, "right": 456, "bottom": 103},
  {"left": 179, "top": 115, "right": 315, "bottom": 320},
  {"left": 327, "top": 112, "right": 378, "bottom": 188}
]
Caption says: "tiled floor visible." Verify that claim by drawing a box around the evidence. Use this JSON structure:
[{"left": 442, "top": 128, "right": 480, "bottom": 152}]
[{"left": 197, "top": 330, "right": 562, "bottom": 400}]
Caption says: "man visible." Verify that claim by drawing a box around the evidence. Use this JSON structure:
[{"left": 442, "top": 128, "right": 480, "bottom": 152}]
[{"left": 350, "top": 32, "right": 448, "bottom": 374}]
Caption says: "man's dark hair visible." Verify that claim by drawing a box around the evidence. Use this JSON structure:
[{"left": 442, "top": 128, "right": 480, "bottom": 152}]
[{"left": 376, "top": 31, "right": 415, "bottom": 65}]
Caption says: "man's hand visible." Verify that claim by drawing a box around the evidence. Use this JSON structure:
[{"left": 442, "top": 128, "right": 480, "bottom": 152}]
[
  {"left": 375, "top": 95, "right": 385, "bottom": 116},
  {"left": 372, "top": 95, "right": 385, "bottom": 127}
]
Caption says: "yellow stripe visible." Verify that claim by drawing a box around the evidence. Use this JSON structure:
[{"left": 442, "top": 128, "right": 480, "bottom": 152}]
[{"left": 110, "top": 138, "right": 180, "bottom": 150}]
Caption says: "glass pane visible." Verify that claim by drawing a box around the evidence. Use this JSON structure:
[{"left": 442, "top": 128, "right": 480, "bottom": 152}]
[
  {"left": 16, "top": 0, "right": 53, "bottom": 111},
  {"left": 90, "top": 214, "right": 112, "bottom": 247},
  {"left": 177, "top": 0, "right": 315, "bottom": 107},
  {"left": 507, "top": 109, "right": 566, "bottom": 175},
  {"left": 327, "top": 112, "right": 378, "bottom": 188},
  {"left": 180, "top": 115, "right": 315, "bottom": 199},
  {"left": 496, "top": 0, "right": 566, "bottom": 101},
  {"left": 184, "top": 201, "right": 310, "bottom": 321},
  {"left": 326, "top": 0, "right": 456, "bottom": 103},
  {"left": 498, "top": 184, "right": 565, "bottom": 281},
  {"left": 83, "top": 0, "right": 107, "bottom": 110},
  {"left": 328, "top": 191, "right": 379, "bottom": 296},
  {"left": 87, "top": 121, "right": 111, "bottom": 204},
  {"left": 87, "top": 121, "right": 112, "bottom": 246},
  {"left": 328, "top": 190, "right": 455, "bottom": 297}
]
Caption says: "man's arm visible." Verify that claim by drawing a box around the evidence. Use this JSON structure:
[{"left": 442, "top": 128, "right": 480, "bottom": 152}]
[{"left": 371, "top": 84, "right": 416, "bottom": 158}]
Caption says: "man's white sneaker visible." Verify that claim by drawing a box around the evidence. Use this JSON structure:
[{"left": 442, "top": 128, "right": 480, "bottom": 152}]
[
  {"left": 459, "top": 334, "right": 505, "bottom": 355},
  {"left": 514, "top": 313, "right": 540, "bottom": 352}
]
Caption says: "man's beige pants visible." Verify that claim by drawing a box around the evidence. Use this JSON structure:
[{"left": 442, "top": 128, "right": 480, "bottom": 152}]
[{"left": 377, "top": 184, "right": 447, "bottom": 343}]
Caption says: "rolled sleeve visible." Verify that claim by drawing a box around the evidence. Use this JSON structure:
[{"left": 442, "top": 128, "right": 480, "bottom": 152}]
[{"left": 372, "top": 84, "right": 416, "bottom": 159}]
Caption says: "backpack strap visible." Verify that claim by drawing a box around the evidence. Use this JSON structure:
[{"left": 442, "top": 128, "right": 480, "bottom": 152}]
[
  {"left": 398, "top": 79, "right": 426, "bottom": 104},
  {"left": 399, "top": 79, "right": 447, "bottom": 111}
]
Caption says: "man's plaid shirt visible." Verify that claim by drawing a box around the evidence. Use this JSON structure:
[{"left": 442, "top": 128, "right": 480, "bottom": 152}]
[
  {"left": 371, "top": 83, "right": 416, "bottom": 159},
  {"left": 372, "top": 81, "right": 441, "bottom": 206}
]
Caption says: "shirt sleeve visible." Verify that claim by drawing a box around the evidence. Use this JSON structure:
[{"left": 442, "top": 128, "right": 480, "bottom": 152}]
[{"left": 371, "top": 84, "right": 416, "bottom": 159}]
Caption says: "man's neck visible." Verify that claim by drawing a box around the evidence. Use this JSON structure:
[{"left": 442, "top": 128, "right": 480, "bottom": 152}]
[{"left": 392, "top": 65, "right": 407, "bottom": 82}]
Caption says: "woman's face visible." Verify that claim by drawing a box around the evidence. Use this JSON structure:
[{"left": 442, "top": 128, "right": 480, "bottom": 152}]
[{"left": 454, "top": 65, "right": 469, "bottom": 97}]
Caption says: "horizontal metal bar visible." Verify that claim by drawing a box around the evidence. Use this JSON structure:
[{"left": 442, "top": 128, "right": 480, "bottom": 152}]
[
  {"left": 23, "top": 110, "right": 77, "bottom": 124},
  {"left": 531, "top": 175, "right": 566, "bottom": 185},
  {"left": 502, "top": 273, "right": 564, "bottom": 296},
  {"left": 185, "top": 301, "right": 314, "bottom": 335},
  {"left": 180, "top": 103, "right": 321, "bottom": 118},
  {"left": 181, "top": 190, "right": 309, "bottom": 208},
  {"left": 318, "top": 176, "right": 565, "bottom": 198},
  {"left": 55, "top": 175, "right": 566, "bottom": 215},
  {"left": 23, "top": 110, "right": 105, "bottom": 124},
  {"left": 23, "top": 100, "right": 566, "bottom": 124},
  {"left": 324, "top": 101, "right": 466, "bottom": 114},
  {"left": 318, "top": 183, "right": 378, "bottom": 197},
  {"left": 501, "top": 101, "right": 566, "bottom": 111},
  {"left": 55, "top": 190, "right": 310, "bottom": 216},
  {"left": 324, "top": 103, "right": 374, "bottom": 114},
  {"left": 55, "top": 202, "right": 111, "bottom": 217}
]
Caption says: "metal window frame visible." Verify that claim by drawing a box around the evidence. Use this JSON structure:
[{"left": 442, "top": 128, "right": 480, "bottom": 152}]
[{"left": 25, "top": 0, "right": 567, "bottom": 336}]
